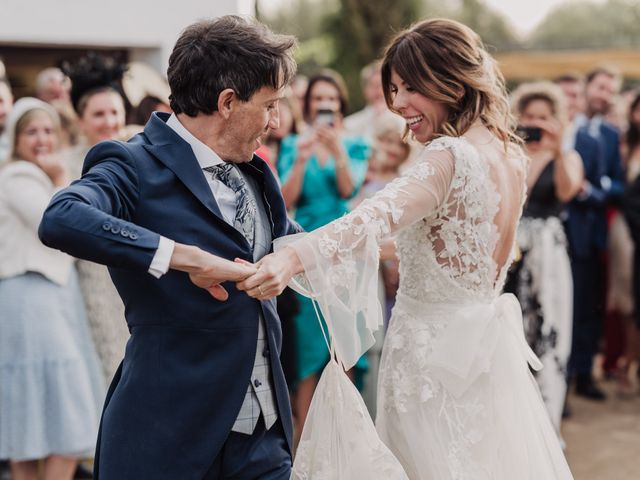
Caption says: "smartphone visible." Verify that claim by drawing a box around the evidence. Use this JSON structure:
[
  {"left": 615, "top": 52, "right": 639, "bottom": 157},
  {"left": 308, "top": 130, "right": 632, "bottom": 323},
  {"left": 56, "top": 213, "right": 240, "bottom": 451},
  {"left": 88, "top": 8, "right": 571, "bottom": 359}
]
[
  {"left": 315, "top": 109, "right": 335, "bottom": 127},
  {"left": 516, "top": 126, "right": 542, "bottom": 143}
]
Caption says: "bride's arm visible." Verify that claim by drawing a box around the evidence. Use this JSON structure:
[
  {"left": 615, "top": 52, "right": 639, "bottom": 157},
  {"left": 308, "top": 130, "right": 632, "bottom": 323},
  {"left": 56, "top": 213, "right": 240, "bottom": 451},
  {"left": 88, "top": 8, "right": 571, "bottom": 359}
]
[
  {"left": 238, "top": 143, "right": 456, "bottom": 295},
  {"left": 237, "top": 143, "right": 456, "bottom": 367}
]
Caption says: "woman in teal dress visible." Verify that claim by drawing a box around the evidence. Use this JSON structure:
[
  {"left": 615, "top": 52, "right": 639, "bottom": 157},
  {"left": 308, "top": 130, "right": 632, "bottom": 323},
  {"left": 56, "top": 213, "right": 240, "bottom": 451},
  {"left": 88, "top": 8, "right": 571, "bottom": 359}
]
[{"left": 277, "top": 70, "right": 370, "bottom": 440}]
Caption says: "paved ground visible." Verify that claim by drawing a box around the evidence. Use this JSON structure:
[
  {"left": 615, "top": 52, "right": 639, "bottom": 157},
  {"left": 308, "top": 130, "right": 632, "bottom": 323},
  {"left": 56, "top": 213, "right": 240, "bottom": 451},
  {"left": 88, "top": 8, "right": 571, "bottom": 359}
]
[
  {"left": 563, "top": 381, "right": 640, "bottom": 480},
  {"left": 1, "top": 381, "right": 636, "bottom": 480}
]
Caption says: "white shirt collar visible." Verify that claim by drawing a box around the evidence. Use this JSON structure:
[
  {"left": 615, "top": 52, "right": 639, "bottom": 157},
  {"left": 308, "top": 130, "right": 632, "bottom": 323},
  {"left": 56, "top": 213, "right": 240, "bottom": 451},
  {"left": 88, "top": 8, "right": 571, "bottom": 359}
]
[
  {"left": 574, "top": 113, "right": 588, "bottom": 130},
  {"left": 588, "top": 115, "right": 603, "bottom": 138},
  {"left": 574, "top": 112, "right": 602, "bottom": 139},
  {"left": 166, "top": 113, "right": 224, "bottom": 169}
]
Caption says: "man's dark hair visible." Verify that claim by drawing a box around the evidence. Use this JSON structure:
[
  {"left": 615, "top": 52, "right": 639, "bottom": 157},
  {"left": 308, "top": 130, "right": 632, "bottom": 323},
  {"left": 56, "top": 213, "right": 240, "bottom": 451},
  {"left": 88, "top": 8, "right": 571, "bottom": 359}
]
[
  {"left": 585, "top": 65, "right": 620, "bottom": 85},
  {"left": 553, "top": 73, "right": 584, "bottom": 85},
  {"left": 167, "top": 15, "right": 297, "bottom": 116}
]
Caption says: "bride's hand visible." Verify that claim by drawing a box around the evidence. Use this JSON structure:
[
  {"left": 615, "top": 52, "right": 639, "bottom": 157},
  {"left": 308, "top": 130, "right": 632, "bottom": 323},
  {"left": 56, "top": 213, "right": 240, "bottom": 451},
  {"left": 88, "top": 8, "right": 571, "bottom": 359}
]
[{"left": 236, "top": 247, "right": 303, "bottom": 300}]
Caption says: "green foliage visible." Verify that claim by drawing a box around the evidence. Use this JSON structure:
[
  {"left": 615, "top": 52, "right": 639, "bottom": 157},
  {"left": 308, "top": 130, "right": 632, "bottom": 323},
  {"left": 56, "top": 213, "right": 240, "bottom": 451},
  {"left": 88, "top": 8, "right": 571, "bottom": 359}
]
[
  {"left": 259, "top": 0, "right": 640, "bottom": 110},
  {"left": 322, "top": 0, "right": 423, "bottom": 111},
  {"left": 452, "top": 0, "right": 520, "bottom": 52},
  {"left": 258, "top": 0, "right": 337, "bottom": 41},
  {"left": 529, "top": 0, "right": 640, "bottom": 50},
  {"left": 258, "top": 0, "right": 341, "bottom": 81}
]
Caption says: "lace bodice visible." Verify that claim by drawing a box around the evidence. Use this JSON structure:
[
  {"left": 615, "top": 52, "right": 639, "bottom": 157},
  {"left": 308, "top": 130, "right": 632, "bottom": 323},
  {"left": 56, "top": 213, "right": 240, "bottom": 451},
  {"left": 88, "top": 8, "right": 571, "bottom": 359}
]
[
  {"left": 283, "top": 131, "right": 573, "bottom": 480},
  {"left": 396, "top": 137, "right": 503, "bottom": 304},
  {"left": 396, "top": 137, "right": 500, "bottom": 302},
  {"left": 282, "top": 131, "right": 527, "bottom": 370}
]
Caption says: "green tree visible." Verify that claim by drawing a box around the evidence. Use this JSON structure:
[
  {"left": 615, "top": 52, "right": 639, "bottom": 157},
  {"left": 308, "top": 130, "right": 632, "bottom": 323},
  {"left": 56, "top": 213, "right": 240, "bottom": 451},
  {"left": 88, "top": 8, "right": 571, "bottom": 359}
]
[
  {"left": 258, "top": 0, "right": 341, "bottom": 76},
  {"left": 529, "top": 0, "right": 640, "bottom": 50},
  {"left": 454, "top": 0, "right": 520, "bottom": 51},
  {"left": 324, "top": 0, "right": 423, "bottom": 111},
  {"left": 426, "top": 0, "right": 520, "bottom": 52},
  {"left": 259, "top": 0, "right": 521, "bottom": 111},
  {"left": 257, "top": 0, "right": 335, "bottom": 42}
]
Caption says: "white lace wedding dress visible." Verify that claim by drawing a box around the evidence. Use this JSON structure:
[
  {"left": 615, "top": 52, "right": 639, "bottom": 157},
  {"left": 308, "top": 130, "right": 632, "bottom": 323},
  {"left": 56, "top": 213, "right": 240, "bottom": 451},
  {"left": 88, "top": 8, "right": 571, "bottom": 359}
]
[{"left": 282, "top": 126, "right": 574, "bottom": 479}]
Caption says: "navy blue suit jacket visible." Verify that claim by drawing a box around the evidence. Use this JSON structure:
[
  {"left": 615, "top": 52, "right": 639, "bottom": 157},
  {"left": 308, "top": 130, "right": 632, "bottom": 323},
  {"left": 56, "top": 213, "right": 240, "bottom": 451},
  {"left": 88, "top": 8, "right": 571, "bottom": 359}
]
[
  {"left": 39, "top": 113, "right": 300, "bottom": 479},
  {"left": 565, "top": 129, "right": 608, "bottom": 257},
  {"left": 599, "top": 121, "right": 624, "bottom": 201}
]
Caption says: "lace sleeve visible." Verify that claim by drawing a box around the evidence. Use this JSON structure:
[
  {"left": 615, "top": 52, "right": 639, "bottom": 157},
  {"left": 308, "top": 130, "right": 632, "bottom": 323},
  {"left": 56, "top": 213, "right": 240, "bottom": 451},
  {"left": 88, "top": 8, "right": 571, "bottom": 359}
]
[{"left": 275, "top": 142, "right": 456, "bottom": 369}]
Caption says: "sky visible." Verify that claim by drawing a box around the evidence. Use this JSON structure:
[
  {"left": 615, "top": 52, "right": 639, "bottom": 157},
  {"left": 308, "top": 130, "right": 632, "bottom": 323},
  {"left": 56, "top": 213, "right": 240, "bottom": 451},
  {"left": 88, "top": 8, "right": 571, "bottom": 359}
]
[
  {"left": 259, "top": 0, "right": 606, "bottom": 36},
  {"left": 483, "top": 0, "right": 570, "bottom": 34}
]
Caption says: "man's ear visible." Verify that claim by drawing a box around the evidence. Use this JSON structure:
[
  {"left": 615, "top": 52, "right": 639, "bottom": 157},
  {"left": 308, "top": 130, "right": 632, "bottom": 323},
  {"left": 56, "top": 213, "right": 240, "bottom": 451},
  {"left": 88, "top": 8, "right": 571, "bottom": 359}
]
[{"left": 217, "top": 89, "right": 236, "bottom": 119}]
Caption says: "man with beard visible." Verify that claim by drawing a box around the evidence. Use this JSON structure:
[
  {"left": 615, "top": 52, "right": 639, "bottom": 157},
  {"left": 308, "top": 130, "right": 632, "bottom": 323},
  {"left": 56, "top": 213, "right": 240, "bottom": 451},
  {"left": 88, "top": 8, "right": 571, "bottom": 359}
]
[{"left": 560, "top": 67, "right": 623, "bottom": 401}]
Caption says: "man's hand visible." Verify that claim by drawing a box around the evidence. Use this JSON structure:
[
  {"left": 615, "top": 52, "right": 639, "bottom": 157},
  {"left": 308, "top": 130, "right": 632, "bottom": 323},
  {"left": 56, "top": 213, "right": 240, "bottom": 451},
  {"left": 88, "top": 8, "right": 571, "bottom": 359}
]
[
  {"left": 236, "top": 247, "right": 303, "bottom": 300},
  {"left": 170, "top": 244, "right": 256, "bottom": 301}
]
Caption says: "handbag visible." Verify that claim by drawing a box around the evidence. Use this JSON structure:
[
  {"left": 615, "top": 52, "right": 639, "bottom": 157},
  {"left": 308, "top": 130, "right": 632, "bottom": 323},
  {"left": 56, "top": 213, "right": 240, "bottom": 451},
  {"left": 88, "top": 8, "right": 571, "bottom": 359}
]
[{"left": 291, "top": 298, "right": 408, "bottom": 480}]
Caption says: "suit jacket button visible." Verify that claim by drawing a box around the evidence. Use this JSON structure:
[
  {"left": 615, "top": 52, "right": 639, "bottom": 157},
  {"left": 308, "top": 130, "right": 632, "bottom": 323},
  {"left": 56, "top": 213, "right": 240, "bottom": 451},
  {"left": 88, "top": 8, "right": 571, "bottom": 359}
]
[
  {"left": 129, "top": 232, "right": 139, "bottom": 240},
  {"left": 102, "top": 223, "right": 112, "bottom": 231},
  {"left": 253, "top": 379, "right": 262, "bottom": 388},
  {"left": 110, "top": 226, "right": 121, "bottom": 234},
  {"left": 120, "top": 229, "right": 130, "bottom": 238}
]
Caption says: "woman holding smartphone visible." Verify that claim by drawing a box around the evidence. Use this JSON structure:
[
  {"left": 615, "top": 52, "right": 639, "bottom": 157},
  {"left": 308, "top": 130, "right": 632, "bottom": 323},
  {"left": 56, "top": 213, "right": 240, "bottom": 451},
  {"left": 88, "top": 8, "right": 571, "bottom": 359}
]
[
  {"left": 277, "top": 69, "right": 371, "bottom": 442},
  {"left": 505, "top": 81, "right": 583, "bottom": 436}
]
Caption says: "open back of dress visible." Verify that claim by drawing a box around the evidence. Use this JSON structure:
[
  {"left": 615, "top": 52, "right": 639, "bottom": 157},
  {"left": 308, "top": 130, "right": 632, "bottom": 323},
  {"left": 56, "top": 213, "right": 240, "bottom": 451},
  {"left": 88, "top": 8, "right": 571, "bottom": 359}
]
[{"left": 283, "top": 125, "right": 573, "bottom": 479}]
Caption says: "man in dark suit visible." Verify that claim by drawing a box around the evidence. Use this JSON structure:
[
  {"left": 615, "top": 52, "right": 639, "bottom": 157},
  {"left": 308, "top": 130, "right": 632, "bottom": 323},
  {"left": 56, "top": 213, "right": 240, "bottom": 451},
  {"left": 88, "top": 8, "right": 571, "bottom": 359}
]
[
  {"left": 556, "top": 69, "right": 623, "bottom": 401},
  {"left": 39, "top": 16, "right": 300, "bottom": 479}
]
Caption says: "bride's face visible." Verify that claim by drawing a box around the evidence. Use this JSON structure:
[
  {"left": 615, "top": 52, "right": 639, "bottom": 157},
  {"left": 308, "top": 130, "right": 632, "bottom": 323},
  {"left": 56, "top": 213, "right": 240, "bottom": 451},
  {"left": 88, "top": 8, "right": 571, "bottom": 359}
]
[{"left": 389, "top": 69, "right": 447, "bottom": 143}]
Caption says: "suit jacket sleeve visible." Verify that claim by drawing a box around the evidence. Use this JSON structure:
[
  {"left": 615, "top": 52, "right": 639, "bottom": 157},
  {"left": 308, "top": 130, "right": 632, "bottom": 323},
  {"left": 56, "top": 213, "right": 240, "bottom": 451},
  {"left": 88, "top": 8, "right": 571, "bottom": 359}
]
[
  {"left": 605, "top": 127, "right": 625, "bottom": 201},
  {"left": 574, "top": 135, "right": 607, "bottom": 207},
  {"left": 39, "top": 140, "right": 161, "bottom": 270}
]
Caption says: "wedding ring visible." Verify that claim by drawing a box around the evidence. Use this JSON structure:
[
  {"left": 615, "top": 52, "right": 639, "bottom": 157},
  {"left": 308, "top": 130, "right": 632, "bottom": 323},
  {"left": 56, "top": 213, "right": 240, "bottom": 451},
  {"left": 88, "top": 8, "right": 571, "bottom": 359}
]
[{"left": 258, "top": 286, "right": 264, "bottom": 295}]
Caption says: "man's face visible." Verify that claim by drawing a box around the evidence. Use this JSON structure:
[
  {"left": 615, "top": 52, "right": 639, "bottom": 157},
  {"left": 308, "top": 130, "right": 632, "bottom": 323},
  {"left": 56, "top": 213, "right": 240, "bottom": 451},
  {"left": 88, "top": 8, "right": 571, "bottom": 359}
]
[
  {"left": 0, "top": 82, "right": 13, "bottom": 133},
  {"left": 586, "top": 73, "right": 619, "bottom": 116},
  {"left": 557, "top": 80, "right": 585, "bottom": 122},
  {"left": 225, "top": 85, "right": 282, "bottom": 163}
]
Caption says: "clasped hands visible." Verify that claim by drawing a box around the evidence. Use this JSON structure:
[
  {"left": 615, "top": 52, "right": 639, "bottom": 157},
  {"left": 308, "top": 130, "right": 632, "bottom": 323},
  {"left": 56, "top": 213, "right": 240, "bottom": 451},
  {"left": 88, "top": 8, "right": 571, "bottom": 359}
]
[
  {"left": 179, "top": 243, "right": 302, "bottom": 302},
  {"left": 235, "top": 247, "right": 303, "bottom": 301}
]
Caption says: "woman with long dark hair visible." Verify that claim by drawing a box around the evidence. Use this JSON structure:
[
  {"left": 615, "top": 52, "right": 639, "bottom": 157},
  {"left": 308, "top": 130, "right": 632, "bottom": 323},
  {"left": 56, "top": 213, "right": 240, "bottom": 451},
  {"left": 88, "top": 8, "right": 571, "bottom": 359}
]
[{"left": 241, "top": 19, "right": 573, "bottom": 478}]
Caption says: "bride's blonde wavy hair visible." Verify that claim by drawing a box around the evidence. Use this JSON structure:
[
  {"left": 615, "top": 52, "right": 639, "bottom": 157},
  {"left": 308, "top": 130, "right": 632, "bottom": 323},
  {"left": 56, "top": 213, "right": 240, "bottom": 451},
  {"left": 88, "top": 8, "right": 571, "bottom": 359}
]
[{"left": 381, "top": 18, "right": 519, "bottom": 147}]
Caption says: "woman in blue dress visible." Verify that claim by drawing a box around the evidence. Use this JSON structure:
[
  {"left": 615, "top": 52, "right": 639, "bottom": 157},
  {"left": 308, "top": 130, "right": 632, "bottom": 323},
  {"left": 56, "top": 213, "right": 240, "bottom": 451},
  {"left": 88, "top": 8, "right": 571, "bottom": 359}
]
[
  {"left": 0, "top": 98, "right": 104, "bottom": 480},
  {"left": 277, "top": 70, "right": 371, "bottom": 440}
]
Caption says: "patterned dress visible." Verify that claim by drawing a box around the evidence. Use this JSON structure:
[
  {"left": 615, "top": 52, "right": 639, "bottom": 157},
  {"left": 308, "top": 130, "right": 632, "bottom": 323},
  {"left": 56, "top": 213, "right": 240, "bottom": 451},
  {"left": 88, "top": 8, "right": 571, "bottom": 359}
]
[{"left": 504, "top": 161, "right": 573, "bottom": 433}]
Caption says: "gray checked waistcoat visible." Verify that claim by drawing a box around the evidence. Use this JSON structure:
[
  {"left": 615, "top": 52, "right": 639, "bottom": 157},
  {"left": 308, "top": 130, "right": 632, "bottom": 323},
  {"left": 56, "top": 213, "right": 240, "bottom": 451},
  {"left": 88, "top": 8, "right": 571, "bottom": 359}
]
[{"left": 230, "top": 167, "right": 278, "bottom": 434}]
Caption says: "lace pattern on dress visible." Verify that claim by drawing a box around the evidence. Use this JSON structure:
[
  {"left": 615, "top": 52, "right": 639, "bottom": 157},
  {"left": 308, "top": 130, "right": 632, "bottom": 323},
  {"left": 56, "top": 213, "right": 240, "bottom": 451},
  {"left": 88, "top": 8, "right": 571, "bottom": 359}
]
[
  {"left": 396, "top": 136, "right": 502, "bottom": 304},
  {"left": 380, "top": 136, "right": 515, "bottom": 478}
]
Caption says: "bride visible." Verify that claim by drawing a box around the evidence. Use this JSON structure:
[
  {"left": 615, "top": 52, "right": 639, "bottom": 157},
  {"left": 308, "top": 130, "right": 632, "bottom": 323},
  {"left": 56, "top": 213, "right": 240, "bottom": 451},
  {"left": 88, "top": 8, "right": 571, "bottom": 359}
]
[{"left": 238, "top": 18, "right": 573, "bottom": 479}]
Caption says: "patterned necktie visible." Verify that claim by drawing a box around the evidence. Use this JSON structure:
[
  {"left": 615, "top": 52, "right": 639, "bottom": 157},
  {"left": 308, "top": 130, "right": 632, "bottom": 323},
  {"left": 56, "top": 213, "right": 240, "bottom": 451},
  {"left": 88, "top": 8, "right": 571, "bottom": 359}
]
[{"left": 204, "top": 163, "right": 256, "bottom": 249}]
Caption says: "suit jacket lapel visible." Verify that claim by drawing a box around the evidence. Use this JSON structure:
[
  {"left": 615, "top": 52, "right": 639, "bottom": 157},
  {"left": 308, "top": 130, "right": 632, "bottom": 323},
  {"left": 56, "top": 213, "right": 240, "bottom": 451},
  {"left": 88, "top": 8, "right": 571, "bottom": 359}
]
[{"left": 142, "top": 113, "right": 226, "bottom": 222}]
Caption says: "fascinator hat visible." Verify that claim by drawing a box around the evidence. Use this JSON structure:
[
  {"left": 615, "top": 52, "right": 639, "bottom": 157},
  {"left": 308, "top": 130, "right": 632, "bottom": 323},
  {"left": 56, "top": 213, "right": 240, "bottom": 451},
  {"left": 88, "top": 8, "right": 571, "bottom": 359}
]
[{"left": 61, "top": 53, "right": 128, "bottom": 115}]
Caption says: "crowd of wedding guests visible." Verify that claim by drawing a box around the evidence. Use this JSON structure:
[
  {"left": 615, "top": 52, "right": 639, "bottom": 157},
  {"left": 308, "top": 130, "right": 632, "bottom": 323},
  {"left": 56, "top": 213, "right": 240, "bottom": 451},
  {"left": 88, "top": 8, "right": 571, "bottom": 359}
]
[{"left": 0, "top": 51, "right": 639, "bottom": 478}]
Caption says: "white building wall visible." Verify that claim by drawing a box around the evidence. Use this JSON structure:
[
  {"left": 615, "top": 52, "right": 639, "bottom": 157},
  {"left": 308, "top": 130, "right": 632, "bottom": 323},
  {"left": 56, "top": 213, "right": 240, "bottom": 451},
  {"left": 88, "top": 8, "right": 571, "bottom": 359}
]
[{"left": 0, "top": 0, "right": 255, "bottom": 74}]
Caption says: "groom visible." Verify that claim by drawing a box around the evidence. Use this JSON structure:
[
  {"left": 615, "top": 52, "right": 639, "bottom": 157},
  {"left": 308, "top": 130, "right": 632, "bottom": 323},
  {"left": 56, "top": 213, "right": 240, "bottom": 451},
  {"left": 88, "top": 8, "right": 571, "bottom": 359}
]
[{"left": 39, "top": 16, "right": 299, "bottom": 479}]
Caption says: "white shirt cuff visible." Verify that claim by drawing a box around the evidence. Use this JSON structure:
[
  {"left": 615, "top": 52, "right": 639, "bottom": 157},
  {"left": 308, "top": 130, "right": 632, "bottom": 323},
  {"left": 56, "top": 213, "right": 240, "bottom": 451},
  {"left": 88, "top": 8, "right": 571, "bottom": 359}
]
[{"left": 148, "top": 236, "right": 175, "bottom": 279}]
